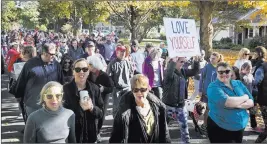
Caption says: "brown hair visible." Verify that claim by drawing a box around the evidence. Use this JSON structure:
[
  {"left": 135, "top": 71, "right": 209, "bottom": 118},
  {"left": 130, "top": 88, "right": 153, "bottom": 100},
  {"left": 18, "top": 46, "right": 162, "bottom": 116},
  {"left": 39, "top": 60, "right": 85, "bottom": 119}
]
[
  {"left": 72, "top": 58, "right": 87, "bottom": 70},
  {"left": 255, "top": 46, "right": 266, "bottom": 60},
  {"left": 216, "top": 62, "right": 231, "bottom": 71},
  {"left": 241, "top": 62, "right": 252, "bottom": 71}
]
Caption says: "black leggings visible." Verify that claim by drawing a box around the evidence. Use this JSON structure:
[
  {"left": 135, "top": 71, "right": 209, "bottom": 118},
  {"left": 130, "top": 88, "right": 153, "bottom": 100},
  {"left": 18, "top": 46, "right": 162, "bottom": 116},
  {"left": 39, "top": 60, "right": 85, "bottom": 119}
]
[{"left": 207, "top": 116, "right": 244, "bottom": 143}]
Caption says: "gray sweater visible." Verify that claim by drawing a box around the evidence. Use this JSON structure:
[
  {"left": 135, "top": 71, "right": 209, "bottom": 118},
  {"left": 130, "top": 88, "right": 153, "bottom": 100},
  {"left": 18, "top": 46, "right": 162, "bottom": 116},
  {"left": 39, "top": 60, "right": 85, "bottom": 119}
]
[
  {"left": 106, "top": 58, "right": 133, "bottom": 89},
  {"left": 24, "top": 106, "right": 76, "bottom": 143}
]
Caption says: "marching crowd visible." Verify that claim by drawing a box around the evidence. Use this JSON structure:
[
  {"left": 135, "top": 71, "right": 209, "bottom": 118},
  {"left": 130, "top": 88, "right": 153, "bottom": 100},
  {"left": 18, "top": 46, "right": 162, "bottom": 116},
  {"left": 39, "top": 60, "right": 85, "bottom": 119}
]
[{"left": 1, "top": 29, "right": 267, "bottom": 143}]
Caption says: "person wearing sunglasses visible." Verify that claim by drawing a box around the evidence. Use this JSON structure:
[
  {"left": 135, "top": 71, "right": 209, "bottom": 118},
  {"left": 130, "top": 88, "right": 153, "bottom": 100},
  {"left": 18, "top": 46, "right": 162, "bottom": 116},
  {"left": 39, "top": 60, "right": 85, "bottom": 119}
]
[
  {"left": 162, "top": 56, "right": 200, "bottom": 143},
  {"left": 234, "top": 48, "right": 251, "bottom": 70},
  {"left": 24, "top": 81, "right": 76, "bottom": 143},
  {"left": 198, "top": 52, "right": 224, "bottom": 134},
  {"left": 14, "top": 43, "right": 64, "bottom": 120},
  {"left": 63, "top": 58, "right": 104, "bottom": 143},
  {"left": 60, "top": 39, "right": 69, "bottom": 54},
  {"left": 60, "top": 54, "right": 74, "bottom": 84},
  {"left": 110, "top": 74, "right": 171, "bottom": 143},
  {"left": 206, "top": 62, "right": 254, "bottom": 143}
]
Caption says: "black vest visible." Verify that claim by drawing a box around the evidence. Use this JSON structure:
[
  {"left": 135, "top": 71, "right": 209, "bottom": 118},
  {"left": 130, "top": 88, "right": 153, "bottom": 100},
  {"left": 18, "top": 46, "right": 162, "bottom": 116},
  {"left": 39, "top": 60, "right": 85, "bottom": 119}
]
[{"left": 258, "top": 62, "right": 267, "bottom": 106}]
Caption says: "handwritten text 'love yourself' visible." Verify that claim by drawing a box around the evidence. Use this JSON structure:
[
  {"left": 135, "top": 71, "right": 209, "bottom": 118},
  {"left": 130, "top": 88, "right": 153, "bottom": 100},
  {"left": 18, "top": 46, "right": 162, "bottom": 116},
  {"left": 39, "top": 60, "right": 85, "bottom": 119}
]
[{"left": 169, "top": 21, "right": 195, "bottom": 51}]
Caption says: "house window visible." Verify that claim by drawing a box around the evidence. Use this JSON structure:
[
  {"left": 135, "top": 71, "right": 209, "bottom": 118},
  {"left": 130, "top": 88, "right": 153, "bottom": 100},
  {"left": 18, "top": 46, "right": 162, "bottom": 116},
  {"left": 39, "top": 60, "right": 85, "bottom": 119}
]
[
  {"left": 249, "top": 29, "right": 253, "bottom": 38},
  {"left": 245, "top": 28, "right": 248, "bottom": 39},
  {"left": 259, "top": 26, "right": 263, "bottom": 37}
]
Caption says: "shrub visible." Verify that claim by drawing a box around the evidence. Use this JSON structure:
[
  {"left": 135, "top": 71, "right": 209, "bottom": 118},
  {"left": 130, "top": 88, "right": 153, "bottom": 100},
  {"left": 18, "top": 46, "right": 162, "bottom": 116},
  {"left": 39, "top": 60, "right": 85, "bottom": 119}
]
[
  {"left": 159, "top": 33, "right": 166, "bottom": 40},
  {"left": 231, "top": 44, "right": 244, "bottom": 50},
  {"left": 220, "top": 37, "right": 232, "bottom": 44},
  {"left": 248, "top": 36, "right": 267, "bottom": 49}
]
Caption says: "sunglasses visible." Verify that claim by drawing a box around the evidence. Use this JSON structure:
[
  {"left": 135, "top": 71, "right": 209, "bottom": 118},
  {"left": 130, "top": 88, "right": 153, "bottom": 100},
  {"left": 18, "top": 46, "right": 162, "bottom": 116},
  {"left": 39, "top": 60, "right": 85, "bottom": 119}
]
[
  {"left": 217, "top": 70, "right": 231, "bottom": 75},
  {"left": 133, "top": 88, "right": 148, "bottom": 93},
  {"left": 45, "top": 93, "right": 63, "bottom": 99},
  {"left": 74, "top": 67, "right": 89, "bottom": 73},
  {"left": 244, "top": 53, "right": 250, "bottom": 55}
]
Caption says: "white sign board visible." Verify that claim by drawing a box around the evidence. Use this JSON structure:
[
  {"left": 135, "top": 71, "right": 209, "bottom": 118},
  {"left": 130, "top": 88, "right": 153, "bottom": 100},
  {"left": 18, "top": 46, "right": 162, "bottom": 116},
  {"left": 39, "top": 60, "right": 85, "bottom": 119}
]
[
  {"left": 13, "top": 62, "right": 26, "bottom": 80},
  {"left": 163, "top": 18, "right": 200, "bottom": 58}
]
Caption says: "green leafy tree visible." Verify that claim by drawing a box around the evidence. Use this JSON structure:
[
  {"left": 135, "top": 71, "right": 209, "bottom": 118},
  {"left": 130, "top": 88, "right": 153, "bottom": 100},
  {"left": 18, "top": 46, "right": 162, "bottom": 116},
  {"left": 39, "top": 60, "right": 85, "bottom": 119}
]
[
  {"left": 18, "top": 1, "right": 40, "bottom": 29},
  {"left": 1, "top": 1, "right": 20, "bottom": 31}
]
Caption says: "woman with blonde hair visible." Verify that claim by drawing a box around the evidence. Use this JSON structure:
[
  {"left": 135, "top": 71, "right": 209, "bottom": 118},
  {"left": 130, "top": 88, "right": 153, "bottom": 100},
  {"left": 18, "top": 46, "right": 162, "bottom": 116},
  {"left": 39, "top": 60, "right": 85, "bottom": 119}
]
[
  {"left": 143, "top": 48, "right": 164, "bottom": 99},
  {"left": 199, "top": 51, "right": 224, "bottom": 134},
  {"left": 234, "top": 48, "right": 251, "bottom": 70},
  {"left": 110, "top": 74, "right": 171, "bottom": 143},
  {"left": 24, "top": 81, "right": 76, "bottom": 143}
]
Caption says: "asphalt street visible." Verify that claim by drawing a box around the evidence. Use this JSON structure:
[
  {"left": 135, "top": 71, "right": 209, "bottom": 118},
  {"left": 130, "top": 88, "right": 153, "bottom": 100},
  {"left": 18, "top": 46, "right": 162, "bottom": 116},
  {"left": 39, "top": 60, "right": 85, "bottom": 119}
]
[{"left": 1, "top": 73, "right": 260, "bottom": 143}]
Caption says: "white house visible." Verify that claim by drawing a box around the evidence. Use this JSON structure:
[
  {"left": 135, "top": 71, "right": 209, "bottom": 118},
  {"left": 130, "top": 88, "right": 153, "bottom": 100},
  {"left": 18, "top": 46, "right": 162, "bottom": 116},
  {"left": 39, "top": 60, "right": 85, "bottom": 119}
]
[{"left": 212, "top": 8, "right": 267, "bottom": 45}]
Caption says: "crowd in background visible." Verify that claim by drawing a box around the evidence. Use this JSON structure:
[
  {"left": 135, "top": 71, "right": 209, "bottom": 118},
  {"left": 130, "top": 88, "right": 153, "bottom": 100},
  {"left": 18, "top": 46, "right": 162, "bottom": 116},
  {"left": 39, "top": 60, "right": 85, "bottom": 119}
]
[{"left": 1, "top": 29, "right": 267, "bottom": 143}]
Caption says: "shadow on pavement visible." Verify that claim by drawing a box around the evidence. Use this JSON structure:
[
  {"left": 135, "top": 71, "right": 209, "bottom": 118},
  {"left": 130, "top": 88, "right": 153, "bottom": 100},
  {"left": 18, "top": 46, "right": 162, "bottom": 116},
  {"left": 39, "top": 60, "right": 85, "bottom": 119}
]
[{"left": 1, "top": 74, "right": 24, "bottom": 143}]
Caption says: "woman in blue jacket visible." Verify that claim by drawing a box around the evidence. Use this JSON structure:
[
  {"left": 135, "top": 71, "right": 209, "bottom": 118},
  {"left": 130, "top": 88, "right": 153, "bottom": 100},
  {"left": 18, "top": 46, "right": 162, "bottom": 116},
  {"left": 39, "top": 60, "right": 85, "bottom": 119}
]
[{"left": 207, "top": 62, "right": 254, "bottom": 143}]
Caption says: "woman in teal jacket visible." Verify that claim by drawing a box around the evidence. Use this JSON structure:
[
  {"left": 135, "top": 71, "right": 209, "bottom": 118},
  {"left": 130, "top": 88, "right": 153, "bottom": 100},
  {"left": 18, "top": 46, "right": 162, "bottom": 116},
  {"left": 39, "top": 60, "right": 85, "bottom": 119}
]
[{"left": 207, "top": 62, "right": 254, "bottom": 143}]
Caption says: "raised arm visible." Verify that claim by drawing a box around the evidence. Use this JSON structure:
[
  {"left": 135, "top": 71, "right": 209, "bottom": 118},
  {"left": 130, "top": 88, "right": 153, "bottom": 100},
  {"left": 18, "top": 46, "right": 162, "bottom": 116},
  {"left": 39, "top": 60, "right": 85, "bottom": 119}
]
[
  {"left": 184, "top": 60, "right": 200, "bottom": 77},
  {"left": 164, "top": 59, "right": 176, "bottom": 81}
]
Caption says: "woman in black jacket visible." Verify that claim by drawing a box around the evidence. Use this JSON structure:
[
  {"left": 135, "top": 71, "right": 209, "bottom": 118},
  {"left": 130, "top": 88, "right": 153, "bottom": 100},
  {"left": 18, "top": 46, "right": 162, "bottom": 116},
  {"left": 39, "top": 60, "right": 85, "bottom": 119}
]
[
  {"left": 63, "top": 58, "right": 104, "bottom": 143},
  {"left": 87, "top": 55, "right": 114, "bottom": 142},
  {"left": 109, "top": 74, "right": 171, "bottom": 143},
  {"left": 250, "top": 46, "right": 266, "bottom": 131},
  {"left": 60, "top": 54, "right": 74, "bottom": 84},
  {"left": 162, "top": 56, "right": 200, "bottom": 143}
]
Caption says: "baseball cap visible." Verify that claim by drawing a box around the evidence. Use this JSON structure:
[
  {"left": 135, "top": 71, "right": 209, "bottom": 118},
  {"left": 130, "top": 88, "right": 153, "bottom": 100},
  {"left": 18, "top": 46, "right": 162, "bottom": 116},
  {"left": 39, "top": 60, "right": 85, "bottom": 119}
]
[
  {"left": 85, "top": 41, "right": 95, "bottom": 48},
  {"left": 116, "top": 45, "right": 126, "bottom": 52}
]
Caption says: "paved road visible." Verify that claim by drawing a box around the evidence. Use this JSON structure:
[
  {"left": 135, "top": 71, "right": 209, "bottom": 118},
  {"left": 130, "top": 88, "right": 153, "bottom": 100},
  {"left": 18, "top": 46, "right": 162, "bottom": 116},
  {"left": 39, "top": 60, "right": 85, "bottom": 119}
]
[{"left": 1, "top": 73, "right": 260, "bottom": 143}]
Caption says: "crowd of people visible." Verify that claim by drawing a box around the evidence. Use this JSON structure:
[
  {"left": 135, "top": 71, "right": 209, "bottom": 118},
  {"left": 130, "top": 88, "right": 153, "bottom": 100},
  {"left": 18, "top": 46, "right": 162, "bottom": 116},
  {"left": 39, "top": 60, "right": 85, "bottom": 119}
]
[{"left": 1, "top": 29, "right": 267, "bottom": 143}]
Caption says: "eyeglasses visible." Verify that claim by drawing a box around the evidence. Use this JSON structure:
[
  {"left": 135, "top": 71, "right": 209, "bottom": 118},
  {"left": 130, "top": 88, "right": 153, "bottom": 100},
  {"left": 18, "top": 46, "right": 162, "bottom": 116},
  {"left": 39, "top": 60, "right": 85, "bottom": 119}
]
[
  {"left": 244, "top": 53, "right": 250, "bottom": 56},
  {"left": 133, "top": 88, "right": 148, "bottom": 93},
  {"left": 217, "top": 70, "right": 231, "bottom": 75},
  {"left": 74, "top": 67, "right": 89, "bottom": 73},
  {"left": 45, "top": 93, "right": 63, "bottom": 99},
  {"left": 47, "top": 52, "right": 56, "bottom": 56}
]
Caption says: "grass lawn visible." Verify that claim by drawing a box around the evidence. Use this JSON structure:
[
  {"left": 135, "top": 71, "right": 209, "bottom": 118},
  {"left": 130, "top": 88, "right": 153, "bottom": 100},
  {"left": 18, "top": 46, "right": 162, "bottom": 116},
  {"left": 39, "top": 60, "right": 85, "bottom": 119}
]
[{"left": 120, "top": 38, "right": 164, "bottom": 47}]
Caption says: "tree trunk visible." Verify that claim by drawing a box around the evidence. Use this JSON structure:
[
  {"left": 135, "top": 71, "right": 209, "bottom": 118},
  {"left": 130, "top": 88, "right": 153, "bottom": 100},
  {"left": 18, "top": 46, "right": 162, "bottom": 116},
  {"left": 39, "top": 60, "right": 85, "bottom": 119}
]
[
  {"left": 129, "top": 5, "right": 137, "bottom": 41},
  {"left": 199, "top": 1, "right": 214, "bottom": 60}
]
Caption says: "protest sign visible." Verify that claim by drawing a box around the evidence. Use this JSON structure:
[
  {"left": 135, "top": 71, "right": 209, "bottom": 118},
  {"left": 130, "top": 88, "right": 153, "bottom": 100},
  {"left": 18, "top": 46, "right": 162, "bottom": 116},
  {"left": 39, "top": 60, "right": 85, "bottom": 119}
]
[{"left": 163, "top": 18, "right": 200, "bottom": 58}]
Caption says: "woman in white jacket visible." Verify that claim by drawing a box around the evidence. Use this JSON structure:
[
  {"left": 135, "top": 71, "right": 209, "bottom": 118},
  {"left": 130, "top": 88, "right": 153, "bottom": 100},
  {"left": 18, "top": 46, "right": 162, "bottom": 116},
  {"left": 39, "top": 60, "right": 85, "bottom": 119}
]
[{"left": 234, "top": 48, "right": 251, "bottom": 70}]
